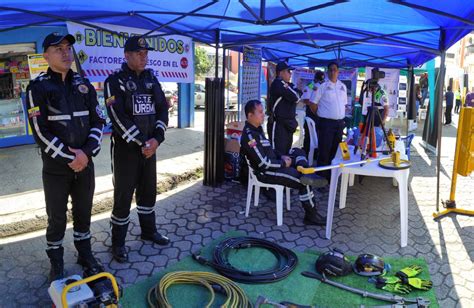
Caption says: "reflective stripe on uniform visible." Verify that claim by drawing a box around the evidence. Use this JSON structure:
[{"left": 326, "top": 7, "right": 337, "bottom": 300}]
[
  {"left": 136, "top": 205, "right": 155, "bottom": 215},
  {"left": 47, "top": 115, "right": 71, "bottom": 121},
  {"left": 264, "top": 170, "right": 301, "bottom": 183},
  {"left": 73, "top": 110, "right": 90, "bottom": 117},
  {"left": 28, "top": 90, "right": 75, "bottom": 160}
]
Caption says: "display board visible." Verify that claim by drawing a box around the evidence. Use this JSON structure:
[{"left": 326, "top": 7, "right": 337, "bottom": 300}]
[
  {"left": 240, "top": 46, "right": 262, "bottom": 119},
  {"left": 292, "top": 67, "right": 315, "bottom": 92}
]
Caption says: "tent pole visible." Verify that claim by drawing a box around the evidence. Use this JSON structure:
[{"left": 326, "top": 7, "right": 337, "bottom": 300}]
[
  {"left": 267, "top": 0, "right": 346, "bottom": 24},
  {"left": 142, "top": 1, "right": 218, "bottom": 36},
  {"left": 406, "top": 65, "right": 415, "bottom": 137},
  {"left": 435, "top": 31, "right": 446, "bottom": 213},
  {"left": 388, "top": 1, "right": 474, "bottom": 27},
  {"left": 260, "top": 0, "right": 266, "bottom": 20},
  {"left": 215, "top": 29, "right": 220, "bottom": 79}
]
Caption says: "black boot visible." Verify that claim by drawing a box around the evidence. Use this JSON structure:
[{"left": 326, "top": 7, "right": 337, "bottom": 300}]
[
  {"left": 302, "top": 201, "right": 326, "bottom": 226},
  {"left": 75, "top": 239, "right": 104, "bottom": 274},
  {"left": 46, "top": 247, "right": 65, "bottom": 282},
  {"left": 300, "top": 174, "right": 328, "bottom": 188},
  {"left": 138, "top": 213, "right": 170, "bottom": 246},
  {"left": 111, "top": 222, "right": 129, "bottom": 263}
]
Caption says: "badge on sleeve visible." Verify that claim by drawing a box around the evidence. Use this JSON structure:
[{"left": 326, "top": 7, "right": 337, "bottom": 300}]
[
  {"left": 96, "top": 105, "right": 106, "bottom": 119},
  {"left": 106, "top": 95, "right": 116, "bottom": 106},
  {"left": 248, "top": 139, "right": 257, "bottom": 148},
  {"left": 126, "top": 80, "right": 137, "bottom": 92},
  {"left": 78, "top": 84, "right": 89, "bottom": 94},
  {"left": 28, "top": 106, "right": 40, "bottom": 118}
]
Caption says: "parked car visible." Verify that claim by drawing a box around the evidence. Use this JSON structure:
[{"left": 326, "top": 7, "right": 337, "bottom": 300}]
[{"left": 194, "top": 83, "right": 238, "bottom": 109}]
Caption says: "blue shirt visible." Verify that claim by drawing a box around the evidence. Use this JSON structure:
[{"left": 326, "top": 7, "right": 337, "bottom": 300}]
[{"left": 445, "top": 91, "right": 454, "bottom": 107}]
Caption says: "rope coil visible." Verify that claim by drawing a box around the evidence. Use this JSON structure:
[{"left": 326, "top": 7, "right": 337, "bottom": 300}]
[{"left": 147, "top": 271, "right": 251, "bottom": 308}]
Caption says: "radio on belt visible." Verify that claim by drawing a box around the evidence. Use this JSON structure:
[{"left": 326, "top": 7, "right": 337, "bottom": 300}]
[{"left": 48, "top": 275, "right": 94, "bottom": 307}]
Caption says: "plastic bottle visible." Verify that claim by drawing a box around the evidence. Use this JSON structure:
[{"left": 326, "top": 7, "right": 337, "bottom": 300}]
[{"left": 387, "top": 128, "right": 396, "bottom": 151}]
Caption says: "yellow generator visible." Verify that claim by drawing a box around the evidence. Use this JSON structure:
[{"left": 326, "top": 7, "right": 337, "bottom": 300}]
[{"left": 458, "top": 107, "right": 474, "bottom": 176}]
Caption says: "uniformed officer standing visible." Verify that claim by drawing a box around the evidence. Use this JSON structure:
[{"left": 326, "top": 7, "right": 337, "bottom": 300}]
[
  {"left": 104, "top": 36, "right": 170, "bottom": 263},
  {"left": 361, "top": 84, "right": 389, "bottom": 147},
  {"left": 301, "top": 70, "right": 325, "bottom": 162},
  {"left": 26, "top": 33, "right": 106, "bottom": 281},
  {"left": 241, "top": 100, "right": 328, "bottom": 225},
  {"left": 312, "top": 62, "right": 348, "bottom": 180},
  {"left": 268, "top": 62, "right": 300, "bottom": 155}
]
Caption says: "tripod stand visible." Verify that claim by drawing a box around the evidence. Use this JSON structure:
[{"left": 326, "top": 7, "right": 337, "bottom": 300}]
[{"left": 355, "top": 81, "right": 393, "bottom": 159}]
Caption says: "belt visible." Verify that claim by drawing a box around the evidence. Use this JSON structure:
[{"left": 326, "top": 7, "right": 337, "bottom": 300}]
[{"left": 318, "top": 117, "right": 344, "bottom": 122}]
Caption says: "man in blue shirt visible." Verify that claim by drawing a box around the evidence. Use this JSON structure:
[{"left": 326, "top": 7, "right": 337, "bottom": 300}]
[{"left": 444, "top": 86, "right": 454, "bottom": 125}]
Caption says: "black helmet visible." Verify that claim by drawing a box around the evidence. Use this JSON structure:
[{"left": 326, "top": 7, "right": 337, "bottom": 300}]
[
  {"left": 315, "top": 248, "right": 352, "bottom": 277},
  {"left": 353, "top": 254, "right": 385, "bottom": 276}
]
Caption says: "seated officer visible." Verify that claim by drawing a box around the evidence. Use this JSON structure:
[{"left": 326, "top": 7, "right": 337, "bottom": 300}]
[{"left": 240, "top": 100, "right": 328, "bottom": 225}]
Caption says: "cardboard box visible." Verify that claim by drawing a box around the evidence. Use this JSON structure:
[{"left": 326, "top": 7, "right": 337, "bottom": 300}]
[
  {"left": 225, "top": 138, "right": 241, "bottom": 153},
  {"left": 225, "top": 121, "right": 245, "bottom": 138}
]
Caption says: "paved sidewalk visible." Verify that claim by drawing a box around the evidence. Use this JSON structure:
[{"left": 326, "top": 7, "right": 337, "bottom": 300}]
[
  {"left": 0, "top": 115, "right": 473, "bottom": 307},
  {"left": 0, "top": 112, "right": 205, "bottom": 235}
]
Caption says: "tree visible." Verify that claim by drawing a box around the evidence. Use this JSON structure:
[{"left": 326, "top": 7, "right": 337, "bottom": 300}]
[{"left": 194, "top": 47, "right": 212, "bottom": 77}]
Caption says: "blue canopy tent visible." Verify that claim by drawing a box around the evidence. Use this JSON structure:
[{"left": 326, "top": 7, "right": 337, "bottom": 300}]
[
  {"left": 0, "top": 0, "right": 472, "bottom": 196},
  {"left": 0, "top": 0, "right": 472, "bottom": 68}
]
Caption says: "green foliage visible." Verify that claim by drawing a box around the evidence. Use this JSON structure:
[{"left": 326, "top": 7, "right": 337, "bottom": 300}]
[{"left": 194, "top": 47, "right": 212, "bottom": 77}]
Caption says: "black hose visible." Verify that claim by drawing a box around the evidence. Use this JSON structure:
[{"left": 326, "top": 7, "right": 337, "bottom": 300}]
[{"left": 192, "top": 236, "right": 298, "bottom": 284}]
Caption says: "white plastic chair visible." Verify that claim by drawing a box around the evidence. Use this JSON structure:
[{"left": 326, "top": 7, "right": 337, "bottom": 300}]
[
  {"left": 245, "top": 158, "right": 291, "bottom": 226},
  {"left": 305, "top": 117, "right": 318, "bottom": 165}
]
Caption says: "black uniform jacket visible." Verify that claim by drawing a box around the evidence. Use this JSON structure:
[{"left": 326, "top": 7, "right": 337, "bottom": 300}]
[
  {"left": 268, "top": 77, "right": 300, "bottom": 120},
  {"left": 26, "top": 68, "right": 105, "bottom": 166},
  {"left": 104, "top": 63, "right": 168, "bottom": 147},
  {"left": 240, "top": 121, "right": 285, "bottom": 172}
]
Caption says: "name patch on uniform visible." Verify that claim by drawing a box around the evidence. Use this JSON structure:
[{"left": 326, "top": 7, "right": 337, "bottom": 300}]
[
  {"left": 28, "top": 106, "right": 40, "bottom": 118},
  {"left": 261, "top": 139, "right": 271, "bottom": 147},
  {"left": 248, "top": 139, "right": 257, "bottom": 148},
  {"left": 106, "top": 96, "right": 116, "bottom": 106},
  {"left": 133, "top": 94, "right": 155, "bottom": 115}
]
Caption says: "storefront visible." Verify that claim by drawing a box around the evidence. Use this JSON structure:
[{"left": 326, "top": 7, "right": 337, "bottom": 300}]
[
  {"left": 0, "top": 43, "right": 35, "bottom": 146},
  {"left": 0, "top": 26, "right": 64, "bottom": 148},
  {"left": 0, "top": 26, "right": 114, "bottom": 148}
]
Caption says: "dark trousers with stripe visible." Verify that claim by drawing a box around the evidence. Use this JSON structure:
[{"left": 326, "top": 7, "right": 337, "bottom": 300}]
[
  {"left": 316, "top": 117, "right": 345, "bottom": 180},
  {"left": 255, "top": 148, "right": 314, "bottom": 202},
  {"left": 272, "top": 118, "right": 297, "bottom": 155},
  {"left": 110, "top": 136, "right": 157, "bottom": 247},
  {"left": 42, "top": 156, "right": 95, "bottom": 257}
]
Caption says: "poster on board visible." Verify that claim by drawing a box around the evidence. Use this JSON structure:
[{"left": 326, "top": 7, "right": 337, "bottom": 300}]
[
  {"left": 66, "top": 22, "right": 194, "bottom": 83},
  {"left": 240, "top": 46, "right": 262, "bottom": 119},
  {"left": 364, "top": 67, "right": 400, "bottom": 118}
]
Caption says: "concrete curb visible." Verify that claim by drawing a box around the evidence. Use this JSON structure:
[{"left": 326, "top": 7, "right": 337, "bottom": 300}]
[{"left": 0, "top": 167, "right": 203, "bottom": 238}]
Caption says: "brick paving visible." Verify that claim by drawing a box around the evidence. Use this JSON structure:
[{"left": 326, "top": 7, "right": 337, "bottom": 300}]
[{"left": 0, "top": 121, "right": 473, "bottom": 307}]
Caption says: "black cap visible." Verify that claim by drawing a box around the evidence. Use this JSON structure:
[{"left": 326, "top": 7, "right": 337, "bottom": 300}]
[
  {"left": 42, "top": 33, "right": 75, "bottom": 52},
  {"left": 124, "top": 36, "right": 153, "bottom": 52},
  {"left": 276, "top": 61, "right": 295, "bottom": 73},
  {"left": 315, "top": 70, "right": 325, "bottom": 81}
]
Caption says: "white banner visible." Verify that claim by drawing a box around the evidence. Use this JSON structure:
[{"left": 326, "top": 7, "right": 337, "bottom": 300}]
[
  {"left": 364, "top": 67, "right": 400, "bottom": 118},
  {"left": 66, "top": 22, "right": 194, "bottom": 83}
]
